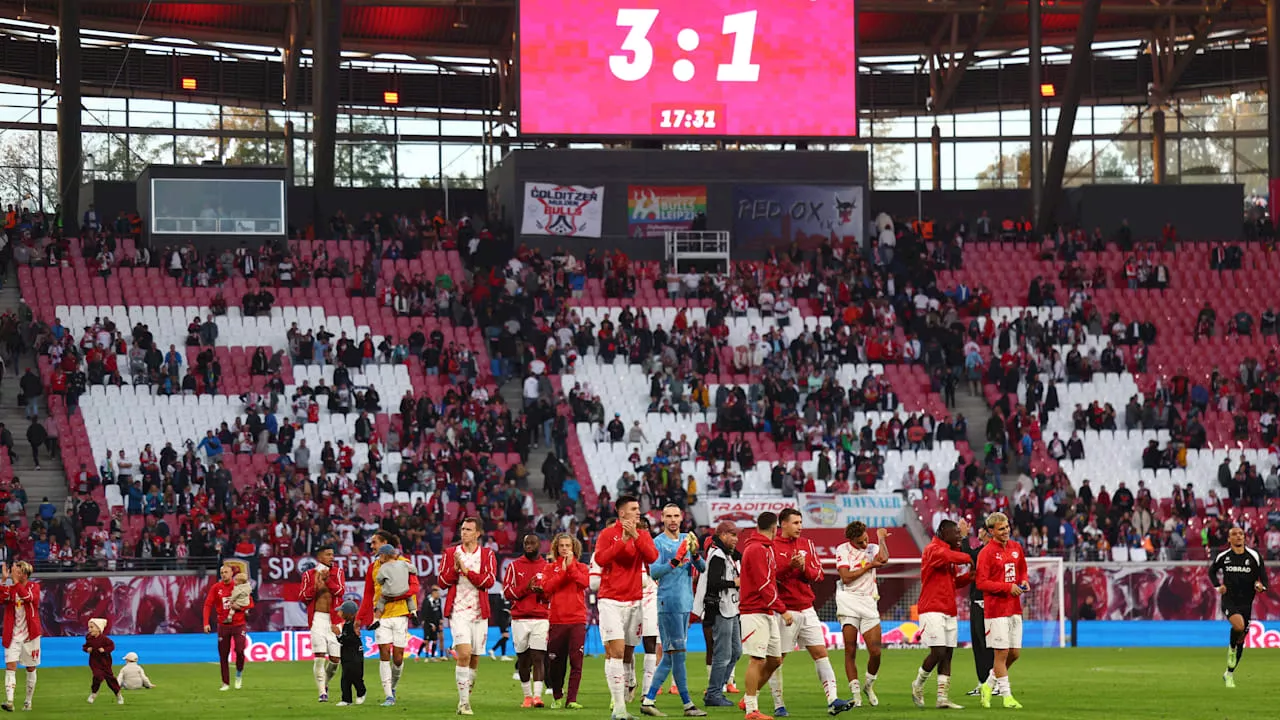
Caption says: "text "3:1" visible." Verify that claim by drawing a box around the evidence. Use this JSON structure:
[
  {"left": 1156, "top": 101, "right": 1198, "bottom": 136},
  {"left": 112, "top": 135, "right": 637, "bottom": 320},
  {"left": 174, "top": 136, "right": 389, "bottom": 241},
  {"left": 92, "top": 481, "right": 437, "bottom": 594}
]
[{"left": 609, "top": 9, "right": 760, "bottom": 83}]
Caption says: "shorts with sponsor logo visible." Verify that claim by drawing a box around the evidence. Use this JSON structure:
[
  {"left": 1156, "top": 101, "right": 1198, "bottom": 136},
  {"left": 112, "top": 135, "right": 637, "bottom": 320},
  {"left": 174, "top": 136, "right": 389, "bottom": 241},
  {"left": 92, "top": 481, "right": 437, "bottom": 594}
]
[
  {"left": 310, "top": 613, "right": 342, "bottom": 658},
  {"left": 780, "top": 607, "right": 826, "bottom": 652},
  {"left": 4, "top": 638, "right": 39, "bottom": 667},
  {"left": 598, "top": 598, "right": 642, "bottom": 645},
  {"left": 741, "top": 613, "right": 782, "bottom": 659},
  {"left": 512, "top": 618, "right": 550, "bottom": 653},
  {"left": 984, "top": 614, "right": 1023, "bottom": 650},
  {"left": 919, "top": 612, "right": 959, "bottom": 648},
  {"left": 450, "top": 614, "right": 490, "bottom": 649},
  {"left": 374, "top": 615, "right": 410, "bottom": 648},
  {"left": 836, "top": 594, "right": 882, "bottom": 635}
]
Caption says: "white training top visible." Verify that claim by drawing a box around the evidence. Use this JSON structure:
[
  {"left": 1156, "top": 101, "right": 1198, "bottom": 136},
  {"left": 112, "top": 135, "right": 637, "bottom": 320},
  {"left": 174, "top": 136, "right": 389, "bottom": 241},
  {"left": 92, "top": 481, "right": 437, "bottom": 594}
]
[
  {"left": 835, "top": 541, "right": 881, "bottom": 597},
  {"left": 452, "top": 545, "right": 484, "bottom": 622}
]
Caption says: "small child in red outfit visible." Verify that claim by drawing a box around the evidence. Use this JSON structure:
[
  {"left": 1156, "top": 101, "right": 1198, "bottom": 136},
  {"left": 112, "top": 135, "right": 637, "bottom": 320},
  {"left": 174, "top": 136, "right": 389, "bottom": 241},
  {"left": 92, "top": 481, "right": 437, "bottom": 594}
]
[{"left": 84, "top": 618, "right": 123, "bottom": 705}]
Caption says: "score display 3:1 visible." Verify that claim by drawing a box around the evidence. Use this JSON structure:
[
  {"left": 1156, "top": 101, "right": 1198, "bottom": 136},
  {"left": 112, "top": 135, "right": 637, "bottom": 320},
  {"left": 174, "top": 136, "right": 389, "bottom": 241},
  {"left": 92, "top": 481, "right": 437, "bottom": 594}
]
[{"left": 517, "top": 0, "right": 859, "bottom": 137}]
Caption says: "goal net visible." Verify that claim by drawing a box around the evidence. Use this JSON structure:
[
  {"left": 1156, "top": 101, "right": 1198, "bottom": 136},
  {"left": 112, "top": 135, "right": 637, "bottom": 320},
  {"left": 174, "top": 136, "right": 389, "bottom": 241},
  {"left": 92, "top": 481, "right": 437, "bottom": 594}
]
[{"left": 816, "top": 557, "right": 1066, "bottom": 649}]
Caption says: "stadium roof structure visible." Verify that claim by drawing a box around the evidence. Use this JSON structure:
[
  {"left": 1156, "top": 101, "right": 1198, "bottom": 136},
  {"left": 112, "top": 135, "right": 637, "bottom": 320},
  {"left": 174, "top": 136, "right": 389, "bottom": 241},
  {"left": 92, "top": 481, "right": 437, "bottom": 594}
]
[{"left": 0, "top": 0, "right": 1267, "bottom": 60}]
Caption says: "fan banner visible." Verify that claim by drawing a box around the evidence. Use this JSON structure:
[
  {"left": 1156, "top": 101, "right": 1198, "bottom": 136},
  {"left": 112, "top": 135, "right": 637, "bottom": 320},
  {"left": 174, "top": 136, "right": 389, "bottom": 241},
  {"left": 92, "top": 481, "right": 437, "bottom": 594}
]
[
  {"left": 732, "top": 184, "right": 864, "bottom": 250},
  {"left": 627, "top": 185, "right": 707, "bottom": 238},
  {"left": 796, "top": 493, "right": 904, "bottom": 528},
  {"left": 521, "top": 182, "right": 605, "bottom": 237}
]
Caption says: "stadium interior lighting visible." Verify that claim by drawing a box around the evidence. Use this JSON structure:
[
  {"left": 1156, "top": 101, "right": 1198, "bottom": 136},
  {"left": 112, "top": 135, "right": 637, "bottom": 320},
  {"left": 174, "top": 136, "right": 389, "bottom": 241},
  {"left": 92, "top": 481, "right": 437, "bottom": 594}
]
[
  {"left": 1039, "top": 83, "right": 1056, "bottom": 97},
  {"left": 383, "top": 90, "right": 400, "bottom": 105},
  {"left": 181, "top": 77, "right": 198, "bottom": 91}
]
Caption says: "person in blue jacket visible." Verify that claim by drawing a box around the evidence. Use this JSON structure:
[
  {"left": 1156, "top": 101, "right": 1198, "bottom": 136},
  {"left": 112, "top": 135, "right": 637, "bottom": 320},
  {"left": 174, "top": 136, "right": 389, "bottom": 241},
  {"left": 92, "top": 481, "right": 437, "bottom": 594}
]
[{"left": 640, "top": 503, "right": 707, "bottom": 717}]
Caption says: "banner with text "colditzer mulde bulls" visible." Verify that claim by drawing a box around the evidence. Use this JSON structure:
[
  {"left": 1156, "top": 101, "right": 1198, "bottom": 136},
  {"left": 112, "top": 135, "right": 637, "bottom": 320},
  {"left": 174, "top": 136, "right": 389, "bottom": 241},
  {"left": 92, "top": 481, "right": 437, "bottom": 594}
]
[{"left": 521, "top": 182, "right": 605, "bottom": 238}]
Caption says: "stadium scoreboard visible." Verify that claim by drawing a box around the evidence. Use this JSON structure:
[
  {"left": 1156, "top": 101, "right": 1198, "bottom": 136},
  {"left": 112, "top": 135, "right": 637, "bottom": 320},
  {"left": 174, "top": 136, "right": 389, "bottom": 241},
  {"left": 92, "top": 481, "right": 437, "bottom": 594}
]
[{"left": 517, "top": 0, "right": 859, "bottom": 139}]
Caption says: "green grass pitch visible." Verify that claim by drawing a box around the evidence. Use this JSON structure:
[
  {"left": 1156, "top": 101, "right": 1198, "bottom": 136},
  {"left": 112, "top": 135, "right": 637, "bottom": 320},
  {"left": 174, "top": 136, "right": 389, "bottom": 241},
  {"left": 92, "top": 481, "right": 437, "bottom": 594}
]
[{"left": 30, "top": 649, "right": 1277, "bottom": 718}]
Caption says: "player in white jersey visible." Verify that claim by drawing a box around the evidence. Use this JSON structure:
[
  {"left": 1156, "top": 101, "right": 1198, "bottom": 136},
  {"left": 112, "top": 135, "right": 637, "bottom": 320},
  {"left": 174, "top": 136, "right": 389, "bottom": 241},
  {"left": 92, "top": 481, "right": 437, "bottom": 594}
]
[
  {"left": 834, "top": 522, "right": 889, "bottom": 708},
  {"left": 439, "top": 517, "right": 497, "bottom": 715}
]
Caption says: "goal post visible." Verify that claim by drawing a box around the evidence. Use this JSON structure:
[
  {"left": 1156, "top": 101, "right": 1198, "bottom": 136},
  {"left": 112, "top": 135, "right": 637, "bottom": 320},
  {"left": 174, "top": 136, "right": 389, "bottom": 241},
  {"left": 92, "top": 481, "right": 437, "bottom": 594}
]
[{"left": 817, "top": 557, "right": 1067, "bottom": 649}]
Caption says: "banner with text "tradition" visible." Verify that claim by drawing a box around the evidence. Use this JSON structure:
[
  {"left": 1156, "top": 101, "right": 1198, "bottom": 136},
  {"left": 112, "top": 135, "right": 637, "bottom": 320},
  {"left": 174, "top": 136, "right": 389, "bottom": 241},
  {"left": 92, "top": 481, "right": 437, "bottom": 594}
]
[
  {"left": 521, "top": 182, "right": 605, "bottom": 238},
  {"left": 627, "top": 185, "right": 707, "bottom": 239}
]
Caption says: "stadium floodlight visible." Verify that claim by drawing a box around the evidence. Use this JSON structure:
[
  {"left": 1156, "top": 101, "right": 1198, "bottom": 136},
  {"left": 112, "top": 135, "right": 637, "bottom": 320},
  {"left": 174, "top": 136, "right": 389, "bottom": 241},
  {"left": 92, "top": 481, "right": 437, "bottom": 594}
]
[
  {"left": 1039, "top": 83, "right": 1056, "bottom": 98},
  {"left": 384, "top": 91, "right": 400, "bottom": 105},
  {"left": 181, "top": 77, "right": 198, "bottom": 91}
]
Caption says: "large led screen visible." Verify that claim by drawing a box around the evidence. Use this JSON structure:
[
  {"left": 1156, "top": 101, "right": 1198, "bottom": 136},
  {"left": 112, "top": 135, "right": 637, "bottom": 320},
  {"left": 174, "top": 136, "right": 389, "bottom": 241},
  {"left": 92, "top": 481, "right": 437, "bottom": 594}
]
[
  {"left": 151, "top": 178, "right": 285, "bottom": 235},
  {"left": 518, "top": 0, "right": 858, "bottom": 138}
]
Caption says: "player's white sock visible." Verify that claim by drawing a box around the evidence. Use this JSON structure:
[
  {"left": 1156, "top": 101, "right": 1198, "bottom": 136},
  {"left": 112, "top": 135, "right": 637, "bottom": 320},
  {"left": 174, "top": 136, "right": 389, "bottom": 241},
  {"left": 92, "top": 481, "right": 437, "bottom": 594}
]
[
  {"left": 814, "top": 657, "right": 839, "bottom": 703},
  {"left": 915, "top": 667, "right": 931, "bottom": 685},
  {"left": 985, "top": 670, "right": 995, "bottom": 686},
  {"left": 325, "top": 660, "right": 340, "bottom": 685},
  {"left": 391, "top": 662, "right": 403, "bottom": 690},
  {"left": 521, "top": 680, "right": 533, "bottom": 698},
  {"left": 468, "top": 667, "right": 477, "bottom": 691},
  {"left": 4, "top": 670, "right": 13, "bottom": 705},
  {"left": 643, "top": 654, "right": 656, "bottom": 696},
  {"left": 533, "top": 680, "right": 544, "bottom": 698},
  {"left": 313, "top": 658, "right": 328, "bottom": 694},
  {"left": 865, "top": 672, "right": 876, "bottom": 688},
  {"left": 744, "top": 694, "right": 759, "bottom": 714},
  {"left": 848, "top": 679, "right": 860, "bottom": 697},
  {"left": 768, "top": 672, "right": 784, "bottom": 708},
  {"left": 995, "top": 676, "right": 1009, "bottom": 697},
  {"left": 379, "top": 661, "right": 393, "bottom": 699},
  {"left": 937, "top": 674, "right": 950, "bottom": 702},
  {"left": 24, "top": 671, "right": 34, "bottom": 705},
  {"left": 625, "top": 660, "right": 636, "bottom": 691},
  {"left": 457, "top": 666, "right": 472, "bottom": 704},
  {"left": 605, "top": 658, "right": 626, "bottom": 709}
]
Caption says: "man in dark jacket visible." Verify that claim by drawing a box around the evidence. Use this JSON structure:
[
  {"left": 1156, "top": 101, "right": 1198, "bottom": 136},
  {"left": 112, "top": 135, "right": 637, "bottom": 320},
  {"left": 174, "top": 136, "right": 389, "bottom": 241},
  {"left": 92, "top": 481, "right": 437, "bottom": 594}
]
[
  {"left": 964, "top": 526, "right": 995, "bottom": 696},
  {"left": 26, "top": 417, "right": 48, "bottom": 470},
  {"left": 19, "top": 369, "right": 42, "bottom": 419}
]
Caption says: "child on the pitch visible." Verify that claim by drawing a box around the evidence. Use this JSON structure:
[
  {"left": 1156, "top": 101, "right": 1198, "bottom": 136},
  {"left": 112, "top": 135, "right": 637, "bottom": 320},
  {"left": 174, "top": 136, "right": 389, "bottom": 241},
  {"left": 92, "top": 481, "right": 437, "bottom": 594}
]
[
  {"left": 117, "top": 652, "right": 157, "bottom": 690},
  {"left": 225, "top": 573, "right": 252, "bottom": 623},
  {"left": 337, "top": 601, "right": 367, "bottom": 707},
  {"left": 84, "top": 618, "right": 123, "bottom": 705}
]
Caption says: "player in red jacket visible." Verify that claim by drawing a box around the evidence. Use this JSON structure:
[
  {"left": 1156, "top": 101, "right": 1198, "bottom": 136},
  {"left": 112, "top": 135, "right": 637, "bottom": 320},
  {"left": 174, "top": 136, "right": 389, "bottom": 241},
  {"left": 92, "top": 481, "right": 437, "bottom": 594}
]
[
  {"left": 909, "top": 519, "right": 973, "bottom": 709},
  {"left": 769, "top": 509, "right": 852, "bottom": 716},
  {"left": 298, "top": 545, "right": 346, "bottom": 702},
  {"left": 543, "top": 533, "right": 590, "bottom": 709},
  {"left": 438, "top": 517, "right": 497, "bottom": 716},
  {"left": 0, "top": 562, "right": 41, "bottom": 712},
  {"left": 201, "top": 561, "right": 254, "bottom": 692},
  {"left": 738, "top": 512, "right": 791, "bottom": 720},
  {"left": 593, "top": 494, "right": 659, "bottom": 720},
  {"left": 504, "top": 534, "right": 551, "bottom": 708},
  {"left": 975, "top": 512, "right": 1028, "bottom": 709}
]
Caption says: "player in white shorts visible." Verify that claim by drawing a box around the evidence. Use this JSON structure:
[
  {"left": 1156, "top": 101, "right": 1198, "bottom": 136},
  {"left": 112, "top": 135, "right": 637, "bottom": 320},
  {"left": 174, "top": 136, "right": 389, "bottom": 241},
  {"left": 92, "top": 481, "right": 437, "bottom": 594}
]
[
  {"left": 772, "top": 509, "right": 853, "bottom": 716},
  {"left": 0, "top": 562, "right": 41, "bottom": 712},
  {"left": 834, "top": 522, "right": 889, "bottom": 707},
  {"left": 440, "top": 517, "right": 498, "bottom": 715},
  {"left": 593, "top": 497, "right": 659, "bottom": 720},
  {"left": 298, "top": 546, "right": 346, "bottom": 702}
]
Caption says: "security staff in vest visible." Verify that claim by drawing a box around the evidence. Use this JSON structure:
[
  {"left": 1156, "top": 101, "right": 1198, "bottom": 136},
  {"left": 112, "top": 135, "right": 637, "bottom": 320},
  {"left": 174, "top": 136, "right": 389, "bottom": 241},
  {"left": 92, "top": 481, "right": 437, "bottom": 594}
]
[
  {"left": 697, "top": 521, "right": 742, "bottom": 708},
  {"left": 964, "top": 525, "right": 996, "bottom": 696}
]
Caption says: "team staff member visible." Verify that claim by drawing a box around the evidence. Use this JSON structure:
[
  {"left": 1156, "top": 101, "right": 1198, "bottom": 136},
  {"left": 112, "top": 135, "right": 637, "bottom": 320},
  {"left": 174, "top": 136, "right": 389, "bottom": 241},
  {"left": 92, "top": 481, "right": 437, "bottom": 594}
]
[
  {"left": 696, "top": 522, "right": 742, "bottom": 708},
  {"left": 201, "top": 561, "right": 253, "bottom": 692},
  {"left": 976, "top": 512, "right": 1028, "bottom": 709},
  {"left": 962, "top": 527, "right": 995, "bottom": 696},
  {"left": 504, "top": 534, "right": 551, "bottom": 708},
  {"left": 298, "top": 546, "right": 346, "bottom": 702},
  {"left": 544, "top": 533, "right": 591, "bottom": 709},
  {"left": 439, "top": 517, "right": 497, "bottom": 716}
]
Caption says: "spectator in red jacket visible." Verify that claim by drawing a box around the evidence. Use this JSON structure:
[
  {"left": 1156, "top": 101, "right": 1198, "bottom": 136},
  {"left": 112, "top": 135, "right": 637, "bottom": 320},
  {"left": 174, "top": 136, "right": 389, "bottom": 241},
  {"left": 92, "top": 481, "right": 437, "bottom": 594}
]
[{"left": 543, "top": 533, "right": 590, "bottom": 708}]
